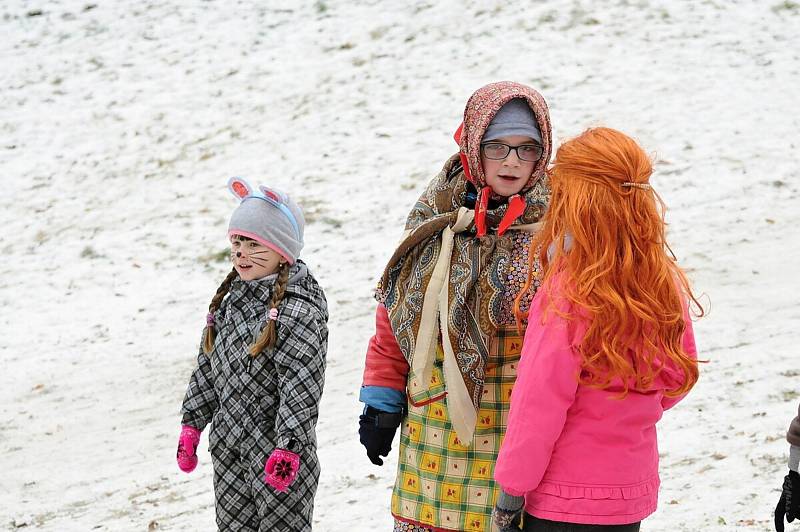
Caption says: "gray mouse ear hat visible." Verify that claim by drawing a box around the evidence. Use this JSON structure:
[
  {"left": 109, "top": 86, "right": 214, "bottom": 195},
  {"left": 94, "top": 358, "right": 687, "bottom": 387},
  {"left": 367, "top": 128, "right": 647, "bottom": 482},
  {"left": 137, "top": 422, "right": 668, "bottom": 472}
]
[{"left": 226, "top": 177, "right": 305, "bottom": 264}]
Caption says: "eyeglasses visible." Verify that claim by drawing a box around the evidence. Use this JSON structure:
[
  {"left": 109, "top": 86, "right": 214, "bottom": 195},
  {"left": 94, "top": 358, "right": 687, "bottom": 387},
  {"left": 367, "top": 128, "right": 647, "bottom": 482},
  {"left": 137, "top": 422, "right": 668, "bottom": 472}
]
[{"left": 481, "top": 142, "right": 543, "bottom": 162}]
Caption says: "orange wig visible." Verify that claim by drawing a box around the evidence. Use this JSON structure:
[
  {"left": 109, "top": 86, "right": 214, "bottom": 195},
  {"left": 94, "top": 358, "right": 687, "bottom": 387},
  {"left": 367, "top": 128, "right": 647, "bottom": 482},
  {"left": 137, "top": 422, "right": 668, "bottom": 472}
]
[{"left": 514, "top": 127, "right": 702, "bottom": 397}]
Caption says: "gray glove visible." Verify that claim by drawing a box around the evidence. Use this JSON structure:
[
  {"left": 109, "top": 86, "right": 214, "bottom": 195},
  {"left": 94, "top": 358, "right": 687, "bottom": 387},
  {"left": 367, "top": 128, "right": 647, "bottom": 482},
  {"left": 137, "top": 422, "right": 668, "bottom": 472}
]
[{"left": 492, "top": 490, "right": 525, "bottom": 531}]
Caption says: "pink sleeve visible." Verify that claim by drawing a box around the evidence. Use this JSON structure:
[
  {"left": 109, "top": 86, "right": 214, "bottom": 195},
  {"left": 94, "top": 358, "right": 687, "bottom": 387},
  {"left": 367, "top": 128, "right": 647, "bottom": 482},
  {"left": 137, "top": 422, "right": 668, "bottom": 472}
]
[
  {"left": 494, "top": 289, "right": 580, "bottom": 496},
  {"left": 362, "top": 304, "right": 409, "bottom": 391},
  {"left": 661, "top": 305, "right": 699, "bottom": 411}
]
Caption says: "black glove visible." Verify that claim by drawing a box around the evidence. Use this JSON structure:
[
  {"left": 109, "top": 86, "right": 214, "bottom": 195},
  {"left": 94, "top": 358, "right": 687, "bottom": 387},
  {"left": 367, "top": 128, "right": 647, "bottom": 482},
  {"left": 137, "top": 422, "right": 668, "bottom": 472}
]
[
  {"left": 358, "top": 405, "right": 403, "bottom": 466},
  {"left": 776, "top": 470, "right": 800, "bottom": 531}
]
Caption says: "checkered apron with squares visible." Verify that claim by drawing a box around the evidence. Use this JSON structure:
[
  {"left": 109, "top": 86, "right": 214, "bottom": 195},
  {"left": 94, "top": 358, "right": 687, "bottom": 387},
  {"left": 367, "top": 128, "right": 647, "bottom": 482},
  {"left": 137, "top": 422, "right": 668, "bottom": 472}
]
[{"left": 392, "top": 326, "right": 524, "bottom": 532}]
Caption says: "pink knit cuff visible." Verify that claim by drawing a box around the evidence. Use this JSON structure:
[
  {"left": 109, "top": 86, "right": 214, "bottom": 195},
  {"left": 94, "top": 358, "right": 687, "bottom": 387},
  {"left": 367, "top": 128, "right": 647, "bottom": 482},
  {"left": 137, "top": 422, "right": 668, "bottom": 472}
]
[{"left": 181, "top": 425, "right": 201, "bottom": 439}]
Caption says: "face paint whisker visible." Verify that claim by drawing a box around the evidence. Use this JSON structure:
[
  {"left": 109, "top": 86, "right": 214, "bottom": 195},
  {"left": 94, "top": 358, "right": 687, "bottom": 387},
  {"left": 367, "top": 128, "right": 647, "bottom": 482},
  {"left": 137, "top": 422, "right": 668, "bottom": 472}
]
[{"left": 248, "top": 256, "right": 270, "bottom": 266}]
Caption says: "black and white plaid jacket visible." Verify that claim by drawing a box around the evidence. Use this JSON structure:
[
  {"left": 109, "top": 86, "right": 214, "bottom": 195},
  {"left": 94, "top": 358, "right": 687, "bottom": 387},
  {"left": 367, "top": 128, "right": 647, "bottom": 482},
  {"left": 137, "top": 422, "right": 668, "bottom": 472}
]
[{"left": 181, "top": 260, "right": 328, "bottom": 456}]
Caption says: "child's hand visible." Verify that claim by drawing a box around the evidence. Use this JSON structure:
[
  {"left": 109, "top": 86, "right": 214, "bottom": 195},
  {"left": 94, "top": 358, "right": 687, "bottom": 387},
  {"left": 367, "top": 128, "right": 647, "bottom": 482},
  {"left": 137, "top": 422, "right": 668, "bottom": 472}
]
[
  {"left": 492, "top": 490, "right": 524, "bottom": 531},
  {"left": 176, "top": 425, "right": 201, "bottom": 473},
  {"left": 776, "top": 470, "right": 799, "bottom": 531},
  {"left": 264, "top": 448, "right": 301, "bottom": 493},
  {"left": 358, "top": 406, "right": 403, "bottom": 466}
]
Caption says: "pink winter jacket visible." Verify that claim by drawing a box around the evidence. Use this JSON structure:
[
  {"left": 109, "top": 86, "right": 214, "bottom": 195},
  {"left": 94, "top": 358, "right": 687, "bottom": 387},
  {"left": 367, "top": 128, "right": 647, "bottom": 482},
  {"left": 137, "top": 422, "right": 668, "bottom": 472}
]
[{"left": 494, "top": 283, "right": 698, "bottom": 525}]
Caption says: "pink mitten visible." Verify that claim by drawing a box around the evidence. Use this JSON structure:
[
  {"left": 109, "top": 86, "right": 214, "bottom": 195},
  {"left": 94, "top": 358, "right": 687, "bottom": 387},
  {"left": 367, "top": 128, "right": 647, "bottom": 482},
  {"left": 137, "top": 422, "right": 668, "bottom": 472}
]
[
  {"left": 176, "top": 425, "right": 201, "bottom": 473},
  {"left": 264, "top": 448, "right": 301, "bottom": 492}
]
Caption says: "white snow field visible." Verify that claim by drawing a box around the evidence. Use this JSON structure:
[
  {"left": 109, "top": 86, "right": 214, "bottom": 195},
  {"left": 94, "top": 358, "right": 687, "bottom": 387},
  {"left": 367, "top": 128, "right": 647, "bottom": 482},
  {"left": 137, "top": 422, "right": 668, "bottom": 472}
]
[{"left": 1, "top": 0, "right": 799, "bottom": 530}]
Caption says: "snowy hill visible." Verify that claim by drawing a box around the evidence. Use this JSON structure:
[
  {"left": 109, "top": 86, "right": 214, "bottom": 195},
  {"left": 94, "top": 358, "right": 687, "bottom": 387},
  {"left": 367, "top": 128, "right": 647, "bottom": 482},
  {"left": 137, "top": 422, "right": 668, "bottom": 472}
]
[{"left": 2, "top": 0, "right": 799, "bottom": 530}]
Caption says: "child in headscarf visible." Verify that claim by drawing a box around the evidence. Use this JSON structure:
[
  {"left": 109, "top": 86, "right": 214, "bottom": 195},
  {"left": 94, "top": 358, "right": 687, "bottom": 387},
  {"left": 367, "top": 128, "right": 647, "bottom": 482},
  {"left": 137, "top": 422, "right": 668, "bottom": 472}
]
[{"left": 358, "top": 81, "right": 552, "bottom": 532}]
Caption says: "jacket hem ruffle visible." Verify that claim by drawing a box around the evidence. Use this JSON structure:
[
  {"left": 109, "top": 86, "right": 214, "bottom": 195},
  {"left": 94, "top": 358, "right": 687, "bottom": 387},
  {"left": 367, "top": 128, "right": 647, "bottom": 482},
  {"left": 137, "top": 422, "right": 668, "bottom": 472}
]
[
  {"left": 526, "top": 503, "right": 656, "bottom": 526},
  {"left": 522, "top": 475, "right": 659, "bottom": 525},
  {"left": 535, "top": 475, "right": 659, "bottom": 500}
]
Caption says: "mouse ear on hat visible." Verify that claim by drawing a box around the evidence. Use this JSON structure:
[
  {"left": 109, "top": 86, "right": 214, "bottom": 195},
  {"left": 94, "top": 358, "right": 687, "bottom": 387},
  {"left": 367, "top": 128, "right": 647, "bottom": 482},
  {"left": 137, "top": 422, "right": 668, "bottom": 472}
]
[
  {"left": 227, "top": 177, "right": 253, "bottom": 201},
  {"left": 258, "top": 185, "right": 287, "bottom": 204}
]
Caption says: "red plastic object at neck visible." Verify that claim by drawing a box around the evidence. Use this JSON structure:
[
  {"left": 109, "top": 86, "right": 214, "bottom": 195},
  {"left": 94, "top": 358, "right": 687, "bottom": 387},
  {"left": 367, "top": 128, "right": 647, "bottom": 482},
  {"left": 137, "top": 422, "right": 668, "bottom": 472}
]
[
  {"left": 497, "top": 194, "right": 526, "bottom": 236},
  {"left": 475, "top": 186, "right": 491, "bottom": 237}
]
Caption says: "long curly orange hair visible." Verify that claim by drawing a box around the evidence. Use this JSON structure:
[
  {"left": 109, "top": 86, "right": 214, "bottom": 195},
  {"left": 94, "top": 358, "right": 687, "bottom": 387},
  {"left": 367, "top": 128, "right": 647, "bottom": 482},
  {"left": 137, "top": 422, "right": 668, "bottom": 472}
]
[{"left": 514, "top": 127, "right": 702, "bottom": 397}]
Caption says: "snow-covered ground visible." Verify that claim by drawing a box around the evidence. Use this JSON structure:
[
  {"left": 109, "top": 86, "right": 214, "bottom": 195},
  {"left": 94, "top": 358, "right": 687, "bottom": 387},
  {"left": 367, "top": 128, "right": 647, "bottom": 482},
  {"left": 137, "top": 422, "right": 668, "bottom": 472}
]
[{"left": 2, "top": 0, "right": 799, "bottom": 530}]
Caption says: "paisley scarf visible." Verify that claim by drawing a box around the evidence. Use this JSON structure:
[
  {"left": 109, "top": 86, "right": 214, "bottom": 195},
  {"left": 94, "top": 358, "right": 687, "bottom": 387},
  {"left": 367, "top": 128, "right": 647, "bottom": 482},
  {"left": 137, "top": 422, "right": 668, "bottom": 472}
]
[{"left": 376, "top": 81, "right": 552, "bottom": 441}]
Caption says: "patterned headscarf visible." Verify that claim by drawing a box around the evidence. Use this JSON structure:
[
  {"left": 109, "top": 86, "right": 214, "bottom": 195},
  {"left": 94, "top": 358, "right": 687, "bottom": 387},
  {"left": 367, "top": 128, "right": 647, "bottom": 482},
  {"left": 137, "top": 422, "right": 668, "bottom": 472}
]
[{"left": 377, "top": 81, "right": 552, "bottom": 442}]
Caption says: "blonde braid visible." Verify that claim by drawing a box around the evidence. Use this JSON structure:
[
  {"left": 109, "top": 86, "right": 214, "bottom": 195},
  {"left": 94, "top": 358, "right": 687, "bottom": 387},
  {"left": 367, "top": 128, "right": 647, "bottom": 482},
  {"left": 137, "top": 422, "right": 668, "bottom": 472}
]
[
  {"left": 202, "top": 268, "right": 239, "bottom": 354},
  {"left": 249, "top": 262, "right": 290, "bottom": 357}
]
